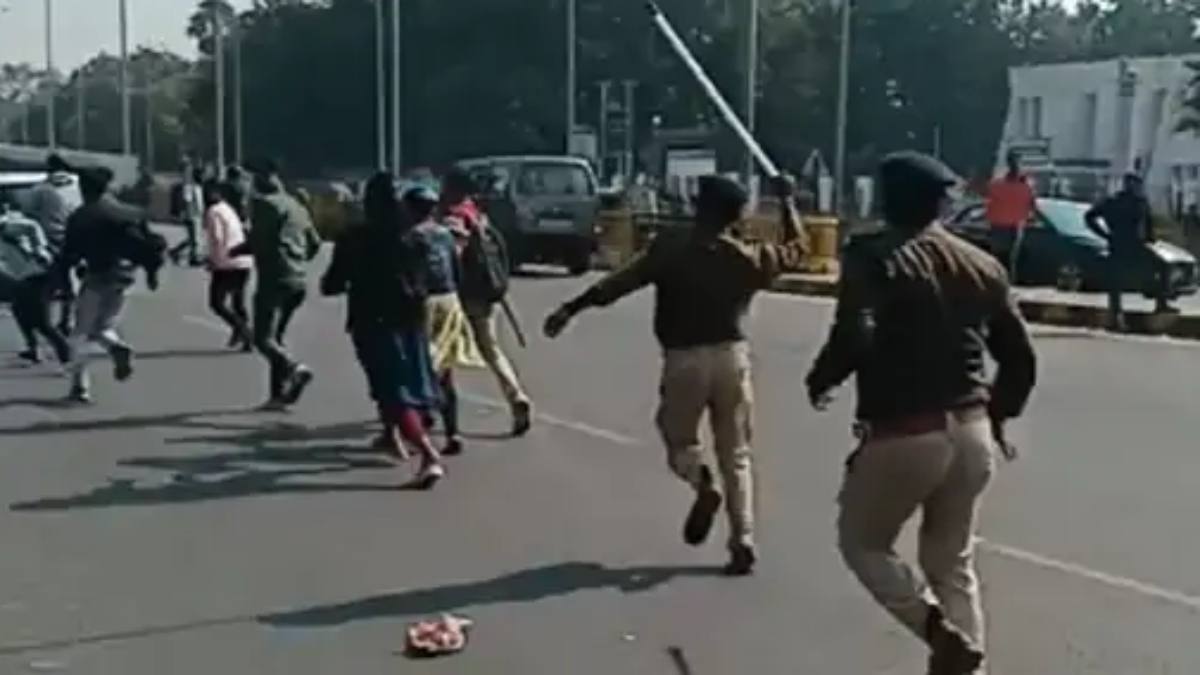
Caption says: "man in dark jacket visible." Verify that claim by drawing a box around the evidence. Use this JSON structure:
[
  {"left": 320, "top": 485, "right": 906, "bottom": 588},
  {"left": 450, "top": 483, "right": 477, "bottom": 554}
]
[
  {"left": 233, "top": 160, "right": 321, "bottom": 409},
  {"left": 224, "top": 164, "right": 253, "bottom": 223},
  {"left": 806, "top": 151, "right": 1037, "bottom": 675},
  {"left": 543, "top": 174, "right": 806, "bottom": 576},
  {"left": 59, "top": 167, "right": 166, "bottom": 403},
  {"left": 1084, "top": 173, "right": 1164, "bottom": 329}
]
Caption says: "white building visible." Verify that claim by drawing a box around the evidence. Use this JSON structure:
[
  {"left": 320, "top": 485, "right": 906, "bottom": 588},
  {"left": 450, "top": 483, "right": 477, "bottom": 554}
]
[{"left": 999, "top": 54, "right": 1200, "bottom": 213}]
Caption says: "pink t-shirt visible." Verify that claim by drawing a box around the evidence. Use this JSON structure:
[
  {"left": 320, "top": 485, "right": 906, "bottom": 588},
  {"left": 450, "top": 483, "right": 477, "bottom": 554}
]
[{"left": 204, "top": 202, "right": 253, "bottom": 270}]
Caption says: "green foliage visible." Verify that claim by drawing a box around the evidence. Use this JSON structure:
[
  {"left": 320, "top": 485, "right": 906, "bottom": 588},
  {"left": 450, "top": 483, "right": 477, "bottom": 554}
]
[{"left": 7, "top": 0, "right": 1200, "bottom": 178}]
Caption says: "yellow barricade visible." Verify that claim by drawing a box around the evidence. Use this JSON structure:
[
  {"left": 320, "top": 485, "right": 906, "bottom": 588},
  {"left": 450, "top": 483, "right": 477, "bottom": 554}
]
[{"left": 593, "top": 208, "right": 840, "bottom": 274}]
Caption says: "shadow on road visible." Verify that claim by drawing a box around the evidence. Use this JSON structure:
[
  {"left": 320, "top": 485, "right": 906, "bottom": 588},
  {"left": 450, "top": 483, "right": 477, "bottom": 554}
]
[
  {"left": 134, "top": 347, "right": 243, "bottom": 360},
  {"left": 260, "top": 561, "right": 722, "bottom": 629},
  {"left": 7, "top": 421, "right": 403, "bottom": 512},
  {"left": 0, "top": 406, "right": 256, "bottom": 437}
]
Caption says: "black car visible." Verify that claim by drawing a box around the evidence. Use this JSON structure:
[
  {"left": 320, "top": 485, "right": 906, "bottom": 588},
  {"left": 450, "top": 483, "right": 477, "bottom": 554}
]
[{"left": 944, "top": 198, "right": 1199, "bottom": 298}]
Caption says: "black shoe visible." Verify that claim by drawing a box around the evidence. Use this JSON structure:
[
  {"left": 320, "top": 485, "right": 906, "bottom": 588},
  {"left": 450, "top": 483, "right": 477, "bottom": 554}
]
[
  {"left": 926, "top": 607, "right": 984, "bottom": 675},
  {"left": 443, "top": 436, "right": 464, "bottom": 456},
  {"left": 511, "top": 400, "right": 532, "bottom": 437},
  {"left": 723, "top": 543, "right": 757, "bottom": 576},
  {"left": 111, "top": 345, "right": 134, "bottom": 381},
  {"left": 17, "top": 349, "right": 41, "bottom": 364},
  {"left": 682, "top": 466, "right": 722, "bottom": 546},
  {"left": 66, "top": 387, "right": 92, "bottom": 404},
  {"left": 281, "top": 366, "right": 314, "bottom": 405}
]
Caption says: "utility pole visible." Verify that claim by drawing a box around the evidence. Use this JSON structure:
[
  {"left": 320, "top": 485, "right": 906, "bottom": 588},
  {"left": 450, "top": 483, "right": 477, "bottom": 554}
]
[
  {"left": 374, "top": 0, "right": 386, "bottom": 169},
  {"left": 622, "top": 79, "right": 636, "bottom": 179},
  {"left": 390, "top": 0, "right": 401, "bottom": 174},
  {"left": 832, "top": 0, "right": 852, "bottom": 214},
  {"left": 232, "top": 20, "right": 243, "bottom": 165},
  {"left": 566, "top": 0, "right": 577, "bottom": 153},
  {"left": 75, "top": 75, "right": 85, "bottom": 149},
  {"left": 119, "top": 0, "right": 132, "bottom": 155},
  {"left": 145, "top": 87, "right": 155, "bottom": 170},
  {"left": 743, "top": 0, "right": 759, "bottom": 184},
  {"left": 597, "top": 80, "right": 611, "bottom": 179},
  {"left": 43, "top": 0, "right": 56, "bottom": 148},
  {"left": 213, "top": 7, "right": 227, "bottom": 170}
]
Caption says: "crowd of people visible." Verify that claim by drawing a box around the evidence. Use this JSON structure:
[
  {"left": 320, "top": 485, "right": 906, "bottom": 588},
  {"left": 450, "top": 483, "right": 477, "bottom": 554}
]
[{"left": 0, "top": 156, "right": 535, "bottom": 488}]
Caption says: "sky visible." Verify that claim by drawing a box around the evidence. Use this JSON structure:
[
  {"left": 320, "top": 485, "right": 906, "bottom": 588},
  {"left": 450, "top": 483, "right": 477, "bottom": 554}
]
[{"left": 0, "top": 0, "right": 253, "bottom": 71}]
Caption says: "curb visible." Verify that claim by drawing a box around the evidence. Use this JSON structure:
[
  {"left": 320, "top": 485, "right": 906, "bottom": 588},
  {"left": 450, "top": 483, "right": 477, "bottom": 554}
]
[{"left": 771, "top": 275, "right": 1200, "bottom": 340}]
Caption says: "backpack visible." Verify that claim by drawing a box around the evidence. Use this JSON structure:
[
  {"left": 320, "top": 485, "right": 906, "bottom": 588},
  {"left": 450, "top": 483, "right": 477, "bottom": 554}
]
[{"left": 458, "top": 214, "right": 510, "bottom": 304}]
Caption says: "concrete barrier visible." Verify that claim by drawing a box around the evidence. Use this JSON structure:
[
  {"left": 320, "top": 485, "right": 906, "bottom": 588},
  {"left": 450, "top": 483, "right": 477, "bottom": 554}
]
[{"left": 771, "top": 273, "right": 1200, "bottom": 339}]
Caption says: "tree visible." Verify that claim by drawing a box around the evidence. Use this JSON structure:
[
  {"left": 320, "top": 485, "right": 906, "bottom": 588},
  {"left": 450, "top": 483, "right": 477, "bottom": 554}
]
[{"left": 1, "top": 49, "right": 195, "bottom": 168}]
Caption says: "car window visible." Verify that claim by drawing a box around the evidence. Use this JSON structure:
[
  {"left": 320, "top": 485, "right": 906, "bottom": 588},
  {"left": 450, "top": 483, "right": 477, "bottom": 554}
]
[
  {"left": 1038, "top": 200, "right": 1106, "bottom": 243},
  {"left": 514, "top": 162, "right": 596, "bottom": 197},
  {"left": 949, "top": 204, "right": 985, "bottom": 225}
]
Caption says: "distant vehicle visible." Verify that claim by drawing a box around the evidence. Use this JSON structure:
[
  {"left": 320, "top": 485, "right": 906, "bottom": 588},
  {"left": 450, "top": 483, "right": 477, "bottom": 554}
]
[
  {"left": 0, "top": 172, "right": 46, "bottom": 214},
  {"left": 455, "top": 155, "right": 600, "bottom": 276},
  {"left": 945, "top": 198, "right": 1199, "bottom": 298}
]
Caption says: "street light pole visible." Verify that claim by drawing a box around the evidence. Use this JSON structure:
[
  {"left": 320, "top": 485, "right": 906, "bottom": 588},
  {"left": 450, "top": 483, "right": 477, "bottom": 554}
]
[
  {"left": 213, "top": 8, "right": 227, "bottom": 170},
  {"left": 743, "top": 0, "right": 758, "bottom": 184},
  {"left": 43, "top": 0, "right": 56, "bottom": 149},
  {"left": 75, "top": 76, "right": 85, "bottom": 148},
  {"left": 232, "top": 20, "right": 243, "bottom": 165},
  {"left": 832, "top": 0, "right": 852, "bottom": 214},
  {"left": 374, "top": 0, "right": 386, "bottom": 169},
  {"left": 566, "top": 0, "right": 577, "bottom": 153},
  {"left": 390, "top": 0, "right": 400, "bottom": 174},
  {"left": 119, "top": 0, "right": 132, "bottom": 155}
]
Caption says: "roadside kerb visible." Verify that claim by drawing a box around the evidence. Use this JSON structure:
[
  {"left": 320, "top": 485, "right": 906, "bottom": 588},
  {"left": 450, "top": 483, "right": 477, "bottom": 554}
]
[{"left": 773, "top": 274, "right": 1200, "bottom": 339}]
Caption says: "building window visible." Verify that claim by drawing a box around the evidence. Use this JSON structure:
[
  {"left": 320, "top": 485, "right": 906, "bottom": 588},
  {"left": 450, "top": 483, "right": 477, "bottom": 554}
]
[{"left": 1017, "top": 97, "right": 1030, "bottom": 138}]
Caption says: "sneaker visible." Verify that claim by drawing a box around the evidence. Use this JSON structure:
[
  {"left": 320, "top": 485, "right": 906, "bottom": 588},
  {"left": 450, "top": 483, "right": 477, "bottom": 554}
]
[
  {"left": 17, "top": 349, "right": 41, "bottom": 364},
  {"left": 410, "top": 462, "right": 446, "bottom": 490},
  {"left": 682, "top": 466, "right": 722, "bottom": 546},
  {"left": 281, "top": 366, "right": 314, "bottom": 405},
  {"left": 511, "top": 400, "right": 532, "bottom": 437},
  {"left": 111, "top": 345, "right": 134, "bottom": 382},
  {"left": 65, "top": 387, "right": 92, "bottom": 404},
  {"left": 443, "top": 436, "right": 464, "bottom": 456},
  {"left": 257, "top": 398, "right": 290, "bottom": 412},
  {"left": 926, "top": 608, "right": 984, "bottom": 675},
  {"left": 723, "top": 543, "right": 758, "bottom": 576}
]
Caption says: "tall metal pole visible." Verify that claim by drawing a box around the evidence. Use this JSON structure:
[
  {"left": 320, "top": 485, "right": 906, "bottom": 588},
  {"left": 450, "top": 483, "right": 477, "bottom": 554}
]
[
  {"left": 75, "top": 76, "right": 85, "bottom": 148},
  {"left": 597, "top": 80, "right": 611, "bottom": 179},
  {"left": 43, "top": 0, "right": 56, "bottom": 148},
  {"left": 566, "top": 0, "right": 577, "bottom": 153},
  {"left": 144, "top": 88, "right": 155, "bottom": 170},
  {"left": 213, "top": 8, "right": 227, "bottom": 170},
  {"left": 743, "top": 0, "right": 759, "bottom": 184},
  {"left": 832, "top": 0, "right": 852, "bottom": 214},
  {"left": 389, "top": 0, "right": 400, "bottom": 174},
  {"left": 374, "top": 0, "right": 386, "bottom": 169},
  {"left": 232, "top": 21, "right": 243, "bottom": 165},
  {"left": 119, "top": 0, "right": 132, "bottom": 155},
  {"left": 622, "top": 79, "right": 636, "bottom": 180}
]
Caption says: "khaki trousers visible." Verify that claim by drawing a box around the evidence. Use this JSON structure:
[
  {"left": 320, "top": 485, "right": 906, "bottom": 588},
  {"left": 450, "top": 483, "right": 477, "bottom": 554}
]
[
  {"left": 837, "top": 412, "right": 996, "bottom": 654},
  {"left": 463, "top": 301, "right": 528, "bottom": 407},
  {"left": 655, "top": 340, "right": 755, "bottom": 548}
]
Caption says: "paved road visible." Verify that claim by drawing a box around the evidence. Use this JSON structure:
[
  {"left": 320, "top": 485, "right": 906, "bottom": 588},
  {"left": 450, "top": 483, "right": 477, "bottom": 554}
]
[
  {"left": 0, "top": 260, "right": 1198, "bottom": 674},
  {"left": 1018, "top": 285, "right": 1200, "bottom": 315}
]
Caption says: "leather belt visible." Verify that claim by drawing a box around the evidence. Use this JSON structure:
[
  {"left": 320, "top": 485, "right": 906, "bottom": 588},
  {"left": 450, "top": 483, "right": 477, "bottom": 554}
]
[{"left": 855, "top": 405, "right": 988, "bottom": 442}]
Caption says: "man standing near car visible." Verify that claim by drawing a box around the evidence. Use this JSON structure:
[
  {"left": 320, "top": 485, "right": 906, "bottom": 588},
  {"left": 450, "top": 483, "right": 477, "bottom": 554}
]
[
  {"left": 26, "top": 153, "right": 82, "bottom": 334},
  {"left": 984, "top": 150, "right": 1035, "bottom": 280},
  {"left": 1085, "top": 172, "right": 1165, "bottom": 329}
]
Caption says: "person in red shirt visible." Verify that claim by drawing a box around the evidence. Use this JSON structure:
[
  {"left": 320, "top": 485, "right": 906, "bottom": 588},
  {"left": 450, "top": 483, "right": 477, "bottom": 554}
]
[
  {"left": 984, "top": 151, "right": 1036, "bottom": 278},
  {"left": 439, "top": 168, "right": 533, "bottom": 436}
]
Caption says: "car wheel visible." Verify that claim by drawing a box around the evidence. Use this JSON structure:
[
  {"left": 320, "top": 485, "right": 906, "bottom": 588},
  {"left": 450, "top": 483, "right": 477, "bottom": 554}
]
[{"left": 1054, "top": 263, "right": 1083, "bottom": 292}]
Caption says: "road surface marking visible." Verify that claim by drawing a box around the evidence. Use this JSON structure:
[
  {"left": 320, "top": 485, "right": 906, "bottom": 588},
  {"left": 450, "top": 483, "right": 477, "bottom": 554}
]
[{"left": 179, "top": 313, "right": 1200, "bottom": 610}]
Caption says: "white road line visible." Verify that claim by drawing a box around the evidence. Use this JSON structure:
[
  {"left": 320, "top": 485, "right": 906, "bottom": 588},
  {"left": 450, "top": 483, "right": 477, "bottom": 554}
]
[{"left": 179, "top": 314, "right": 1200, "bottom": 610}]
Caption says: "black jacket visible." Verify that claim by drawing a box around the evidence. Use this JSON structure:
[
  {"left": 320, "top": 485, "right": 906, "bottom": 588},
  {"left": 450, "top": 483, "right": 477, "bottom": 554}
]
[{"left": 60, "top": 194, "right": 165, "bottom": 287}]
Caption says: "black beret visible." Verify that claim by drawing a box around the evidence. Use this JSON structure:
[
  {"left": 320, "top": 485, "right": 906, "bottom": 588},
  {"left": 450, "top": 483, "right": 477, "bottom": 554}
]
[
  {"left": 879, "top": 151, "right": 958, "bottom": 195},
  {"left": 695, "top": 174, "right": 748, "bottom": 211}
]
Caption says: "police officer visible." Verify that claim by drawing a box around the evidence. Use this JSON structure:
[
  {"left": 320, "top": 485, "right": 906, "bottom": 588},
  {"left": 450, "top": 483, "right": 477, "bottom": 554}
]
[
  {"left": 805, "top": 151, "right": 1037, "bottom": 674},
  {"left": 543, "top": 174, "right": 806, "bottom": 576}
]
